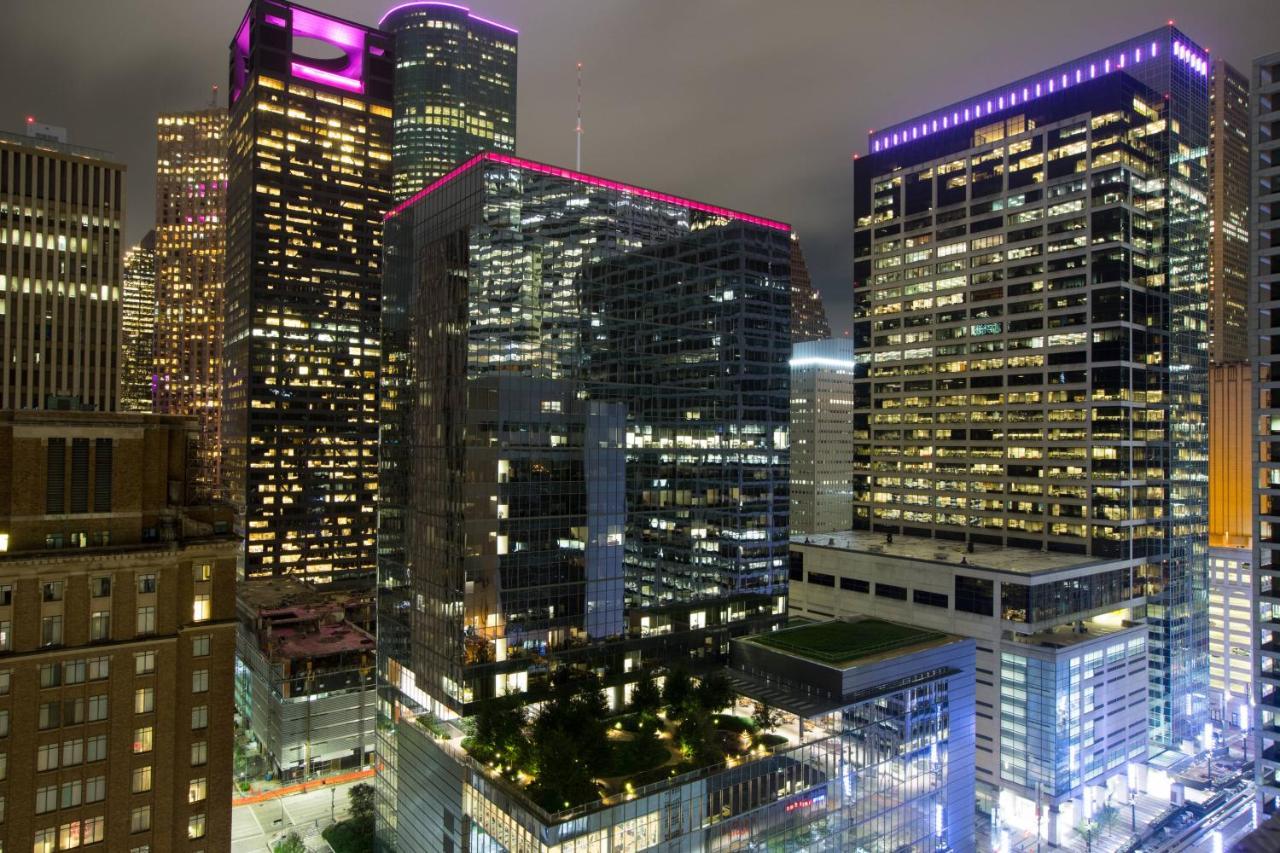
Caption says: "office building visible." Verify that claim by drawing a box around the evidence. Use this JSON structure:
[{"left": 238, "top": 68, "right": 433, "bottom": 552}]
[
  {"left": 0, "top": 410, "right": 237, "bottom": 851},
  {"left": 120, "top": 231, "right": 156, "bottom": 414},
  {"left": 378, "top": 152, "right": 791, "bottom": 850},
  {"left": 790, "top": 234, "right": 832, "bottom": 343},
  {"left": 1252, "top": 50, "right": 1280, "bottom": 815},
  {"left": 234, "top": 578, "right": 375, "bottom": 778},
  {"left": 0, "top": 129, "right": 124, "bottom": 411},
  {"left": 154, "top": 108, "right": 229, "bottom": 496},
  {"left": 1210, "top": 60, "right": 1251, "bottom": 364},
  {"left": 225, "top": 1, "right": 392, "bottom": 582},
  {"left": 1210, "top": 364, "right": 1254, "bottom": 722},
  {"left": 854, "top": 26, "right": 1211, "bottom": 747},
  {"left": 790, "top": 338, "right": 854, "bottom": 534},
  {"left": 788, "top": 533, "right": 1150, "bottom": 846},
  {"left": 380, "top": 1, "right": 517, "bottom": 201}
]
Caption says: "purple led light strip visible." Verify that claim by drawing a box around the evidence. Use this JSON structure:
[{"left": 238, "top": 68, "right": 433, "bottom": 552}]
[
  {"left": 385, "top": 152, "right": 790, "bottom": 232},
  {"left": 379, "top": 1, "right": 518, "bottom": 34},
  {"left": 869, "top": 27, "right": 1207, "bottom": 155}
]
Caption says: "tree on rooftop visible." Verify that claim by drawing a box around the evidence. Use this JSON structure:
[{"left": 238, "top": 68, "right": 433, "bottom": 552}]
[
  {"left": 629, "top": 669, "right": 662, "bottom": 716},
  {"left": 472, "top": 695, "right": 526, "bottom": 765},
  {"left": 751, "top": 700, "right": 781, "bottom": 734},
  {"left": 696, "top": 672, "right": 735, "bottom": 715},
  {"left": 662, "top": 667, "right": 695, "bottom": 720}
]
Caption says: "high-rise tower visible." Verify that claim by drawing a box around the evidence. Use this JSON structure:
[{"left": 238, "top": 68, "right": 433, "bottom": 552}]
[
  {"left": 154, "top": 108, "right": 229, "bottom": 496},
  {"left": 225, "top": 2, "right": 392, "bottom": 581},
  {"left": 854, "top": 27, "right": 1211, "bottom": 747},
  {"left": 379, "top": 2, "right": 517, "bottom": 201},
  {"left": 1209, "top": 59, "right": 1251, "bottom": 365},
  {"left": 121, "top": 231, "right": 156, "bottom": 413},
  {"left": 789, "top": 235, "right": 832, "bottom": 343}
]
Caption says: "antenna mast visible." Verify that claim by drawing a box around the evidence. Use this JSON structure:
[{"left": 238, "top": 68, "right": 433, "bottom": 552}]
[
  {"left": 210, "top": 84, "right": 219, "bottom": 108},
  {"left": 575, "top": 62, "right": 583, "bottom": 171}
]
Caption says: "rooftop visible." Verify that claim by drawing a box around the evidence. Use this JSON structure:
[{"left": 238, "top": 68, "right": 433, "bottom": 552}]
[
  {"left": 385, "top": 151, "right": 791, "bottom": 232},
  {"left": 379, "top": 2, "right": 519, "bottom": 35},
  {"left": 792, "top": 529, "right": 1107, "bottom": 576},
  {"left": 271, "top": 620, "right": 374, "bottom": 658},
  {"left": 747, "top": 618, "right": 948, "bottom": 668}
]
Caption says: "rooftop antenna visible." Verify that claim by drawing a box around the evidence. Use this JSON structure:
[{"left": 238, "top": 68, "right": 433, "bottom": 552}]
[
  {"left": 210, "top": 84, "right": 219, "bottom": 108},
  {"left": 575, "top": 61, "right": 583, "bottom": 171}
]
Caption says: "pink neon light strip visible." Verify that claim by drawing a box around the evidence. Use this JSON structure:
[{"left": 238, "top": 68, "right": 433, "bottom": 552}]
[
  {"left": 384, "top": 153, "right": 790, "bottom": 232},
  {"left": 378, "top": 1, "right": 519, "bottom": 34},
  {"left": 290, "top": 61, "right": 365, "bottom": 93}
]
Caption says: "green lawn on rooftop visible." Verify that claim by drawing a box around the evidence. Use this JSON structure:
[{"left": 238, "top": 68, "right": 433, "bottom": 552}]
[{"left": 752, "top": 619, "right": 944, "bottom": 664}]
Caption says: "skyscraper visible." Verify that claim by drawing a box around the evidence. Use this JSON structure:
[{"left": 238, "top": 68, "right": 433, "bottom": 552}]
[
  {"left": 789, "top": 338, "right": 854, "bottom": 534},
  {"left": 225, "top": 2, "right": 392, "bottom": 582},
  {"left": 854, "top": 27, "right": 1210, "bottom": 747},
  {"left": 377, "top": 153, "right": 791, "bottom": 850},
  {"left": 1251, "top": 49, "right": 1280, "bottom": 816},
  {"left": 154, "top": 108, "right": 229, "bottom": 496},
  {"left": 379, "top": 2, "right": 517, "bottom": 201},
  {"left": 0, "top": 129, "right": 124, "bottom": 411},
  {"left": 121, "top": 231, "right": 156, "bottom": 413},
  {"left": 1209, "top": 59, "right": 1251, "bottom": 365},
  {"left": 789, "top": 234, "right": 832, "bottom": 342}
]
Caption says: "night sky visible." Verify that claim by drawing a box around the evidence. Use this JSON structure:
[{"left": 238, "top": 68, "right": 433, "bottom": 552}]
[{"left": 4, "top": 0, "right": 1280, "bottom": 332}]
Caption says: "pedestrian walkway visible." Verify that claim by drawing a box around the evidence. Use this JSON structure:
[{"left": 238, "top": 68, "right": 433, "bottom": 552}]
[{"left": 235, "top": 767, "right": 374, "bottom": 806}]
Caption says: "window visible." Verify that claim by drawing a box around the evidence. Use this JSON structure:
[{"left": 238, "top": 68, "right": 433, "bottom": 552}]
[
  {"left": 192, "top": 669, "right": 208, "bottom": 693},
  {"left": 192, "top": 635, "right": 210, "bottom": 657},
  {"left": 59, "top": 819, "right": 84, "bottom": 849},
  {"left": 83, "top": 816, "right": 106, "bottom": 844},
  {"left": 0, "top": 585, "right": 10, "bottom": 605},
  {"left": 136, "top": 606, "right": 156, "bottom": 636},
  {"left": 955, "top": 575, "right": 995, "bottom": 616},
  {"left": 133, "top": 727, "right": 153, "bottom": 754},
  {"left": 840, "top": 577, "right": 870, "bottom": 593},
  {"left": 64, "top": 659, "right": 85, "bottom": 684},
  {"left": 0, "top": 670, "right": 9, "bottom": 694},
  {"left": 90, "top": 610, "right": 111, "bottom": 641},
  {"left": 193, "top": 593, "right": 211, "bottom": 622},
  {"left": 130, "top": 805, "right": 151, "bottom": 833},
  {"left": 191, "top": 740, "right": 207, "bottom": 766},
  {"left": 60, "top": 780, "right": 81, "bottom": 809},
  {"left": 131, "top": 765, "right": 152, "bottom": 794},
  {"left": 88, "top": 695, "right": 108, "bottom": 722},
  {"left": 0, "top": 752, "right": 6, "bottom": 779},
  {"left": 188, "top": 813, "right": 206, "bottom": 839},
  {"left": 0, "top": 620, "right": 10, "bottom": 651},
  {"left": 47, "top": 437, "right": 66, "bottom": 515},
  {"left": 875, "top": 583, "right": 908, "bottom": 601},
  {"left": 86, "top": 735, "right": 106, "bottom": 762},
  {"left": 70, "top": 437, "right": 89, "bottom": 513},
  {"left": 36, "top": 785, "right": 57, "bottom": 814},
  {"left": 193, "top": 563, "right": 211, "bottom": 582},
  {"left": 0, "top": 708, "right": 8, "bottom": 737},
  {"left": 41, "top": 615, "right": 63, "bottom": 647},
  {"left": 42, "top": 581, "right": 63, "bottom": 602},
  {"left": 91, "top": 576, "right": 111, "bottom": 597},
  {"left": 88, "top": 656, "right": 109, "bottom": 680},
  {"left": 85, "top": 776, "right": 105, "bottom": 803},
  {"left": 37, "top": 743, "right": 59, "bottom": 771},
  {"left": 188, "top": 777, "right": 207, "bottom": 803},
  {"left": 94, "top": 437, "right": 112, "bottom": 512},
  {"left": 63, "top": 698, "right": 84, "bottom": 725},
  {"left": 134, "top": 651, "right": 155, "bottom": 675},
  {"left": 40, "top": 663, "right": 61, "bottom": 688},
  {"left": 38, "top": 701, "right": 60, "bottom": 730},
  {"left": 191, "top": 705, "right": 208, "bottom": 730},
  {"left": 134, "top": 688, "right": 154, "bottom": 715},
  {"left": 137, "top": 574, "right": 156, "bottom": 594},
  {"left": 913, "top": 589, "right": 950, "bottom": 608},
  {"left": 35, "top": 827, "right": 55, "bottom": 853},
  {"left": 62, "top": 738, "right": 83, "bottom": 766},
  {"left": 806, "top": 572, "right": 835, "bottom": 588}
]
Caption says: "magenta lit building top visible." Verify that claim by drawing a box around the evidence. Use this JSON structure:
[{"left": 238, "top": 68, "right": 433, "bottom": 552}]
[{"left": 384, "top": 152, "right": 790, "bottom": 232}]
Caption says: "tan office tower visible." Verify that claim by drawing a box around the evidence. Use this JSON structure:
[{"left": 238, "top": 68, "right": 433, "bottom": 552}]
[
  {"left": 1209, "top": 60, "right": 1251, "bottom": 364},
  {"left": 0, "top": 410, "right": 238, "bottom": 851},
  {"left": 153, "top": 109, "right": 228, "bottom": 496},
  {"left": 790, "top": 339, "right": 855, "bottom": 534},
  {"left": 120, "top": 231, "right": 156, "bottom": 413},
  {"left": 0, "top": 127, "right": 124, "bottom": 411}
]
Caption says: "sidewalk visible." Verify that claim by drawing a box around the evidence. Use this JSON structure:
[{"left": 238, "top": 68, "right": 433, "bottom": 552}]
[{"left": 235, "top": 767, "right": 374, "bottom": 806}]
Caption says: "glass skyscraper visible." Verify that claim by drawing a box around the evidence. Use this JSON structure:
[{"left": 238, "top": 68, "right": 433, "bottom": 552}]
[
  {"left": 853, "top": 26, "right": 1211, "bottom": 747},
  {"left": 121, "top": 230, "right": 157, "bottom": 413},
  {"left": 379, "top": 2, "right": 517, "bottom": 202},
  {"left": 225, "top": 1, "right": 392, "bottom": 582},
  {"left": 376, "top": 153, "right": 791, "bottom": 850}
]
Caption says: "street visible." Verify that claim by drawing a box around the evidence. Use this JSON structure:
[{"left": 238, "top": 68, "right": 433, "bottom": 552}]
[{"left": 232, "top": 777, "right": 361, "bottom": 853}]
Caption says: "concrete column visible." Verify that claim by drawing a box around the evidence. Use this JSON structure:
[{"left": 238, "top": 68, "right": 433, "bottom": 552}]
[{"left": 1047, "top": 804, "right": 1062, "bottom": 848}]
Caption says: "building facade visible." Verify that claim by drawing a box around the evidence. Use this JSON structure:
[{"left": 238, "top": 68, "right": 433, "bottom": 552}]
[
  {"left": 787, "top": 534, "right": 1151, "bottom": 847},
  {"left": 234, "top": 578, "right": 375, "bottom": 778},
  {"left": 0, "top": 411, "right": 237, "bottom": 852},
  {"left": 154, "top": 109, "right": 229, "bottom": 497},
  {"left": 789, "top": 338, "right": 854, "bottom": 535},
  {"left": 789, "top": 234, "right": 832, "bottom": 343},
  {"left": 1209, "top": 59, "right": 1251, "bottom": 365},
  {"left": 1252, "top": 50, "right": 1280, "bottom": 816},
  {"left": 853, "top": 27, "right": 1211, "bottom": 747},
  {"left": 379, "top": 1, "right": 518, "bottom": 202},
  {"left": 378, "top": 153, "right": 791, "bottom": 851},
  {"left": 120, "top": 231, "right": 156, "bottom": 414},
  {"left": 225, "top": 1, "right": 391, "bottom": 582},
  {"left": 0, "top": 130, "right": 124, "bottom": 412}
]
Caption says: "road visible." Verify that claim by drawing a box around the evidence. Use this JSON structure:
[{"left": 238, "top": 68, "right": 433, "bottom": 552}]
[{"left": 232, "top": 778, "right": 361, "bottom": 852}]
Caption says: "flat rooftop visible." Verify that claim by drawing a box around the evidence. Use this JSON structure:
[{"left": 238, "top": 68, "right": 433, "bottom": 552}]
[
  {"left": 792, "top": 530, "right": 1107, "bottom": 576},
  {"left": 272, "top": 621, "right": 374, "bottom": 659},
  {"left": 748, "top": 618, "right": 949, "bottom": 668}
]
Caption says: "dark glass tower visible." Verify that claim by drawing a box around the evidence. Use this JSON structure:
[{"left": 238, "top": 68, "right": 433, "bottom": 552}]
[
  {"left": 379, "top": 2, "right": 517, "bottom": 202},
  {"left": 376, "top": 153, "right": 791, "bottom": 850},
  {"left": 853, "top": 27, "right": 1210, "bottom": 747},
  {"left": 225, "top": 1, "right": 392, "bottom": 582}
]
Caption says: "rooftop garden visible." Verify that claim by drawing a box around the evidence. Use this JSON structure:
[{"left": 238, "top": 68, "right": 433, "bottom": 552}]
[
  {"left": 460, "top": 668, "right": 791, "bottom": 814},
  {"left": 751, "top": 619, "right": 944, "bottom": 665}
]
